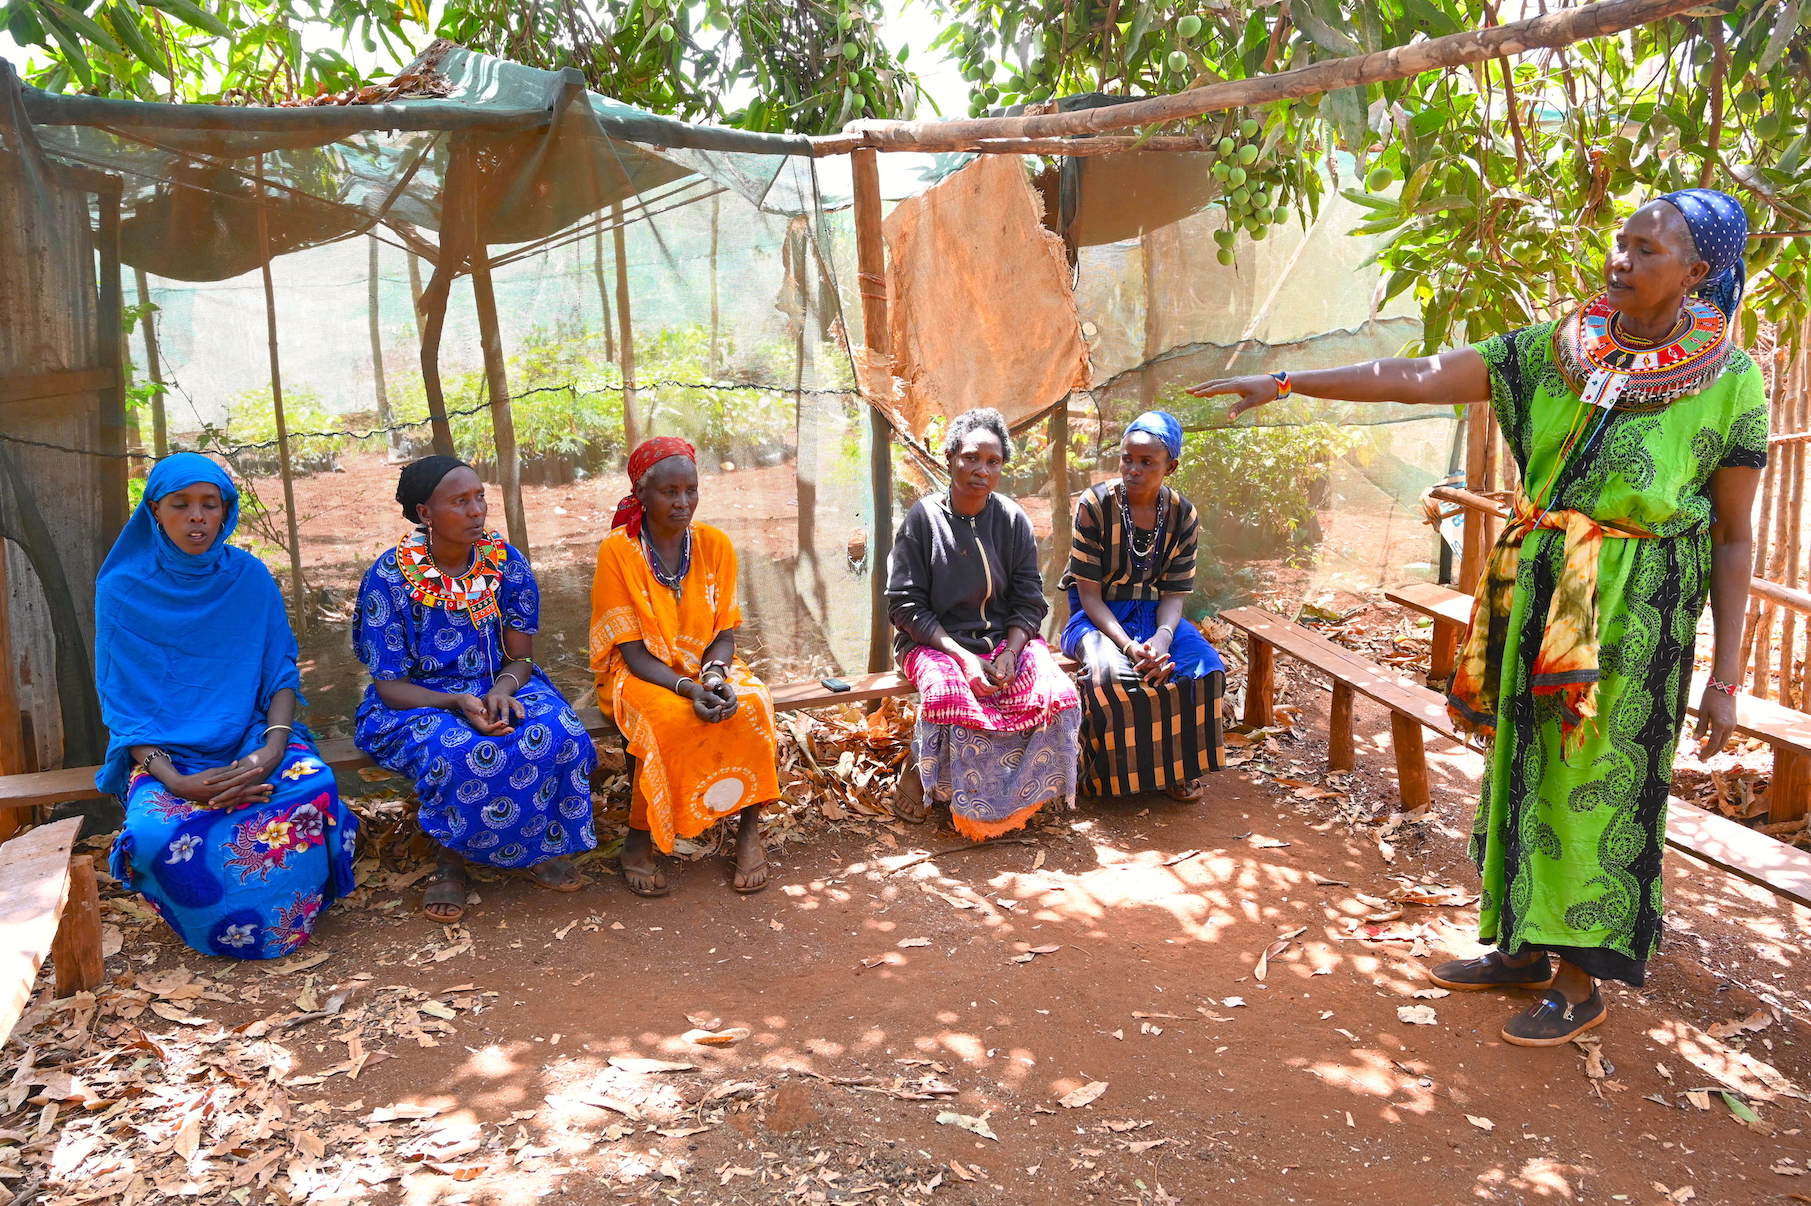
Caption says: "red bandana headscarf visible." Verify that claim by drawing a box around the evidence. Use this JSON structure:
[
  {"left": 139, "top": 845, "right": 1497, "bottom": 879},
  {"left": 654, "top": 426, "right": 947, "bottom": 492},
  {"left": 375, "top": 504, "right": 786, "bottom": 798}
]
[{"left": 611, "top": 436, "right": 698, "bottom": 538}]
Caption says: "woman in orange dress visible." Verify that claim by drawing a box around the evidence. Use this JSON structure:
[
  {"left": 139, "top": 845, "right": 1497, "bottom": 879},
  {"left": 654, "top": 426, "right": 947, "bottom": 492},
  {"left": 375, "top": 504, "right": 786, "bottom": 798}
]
[{"left": 590, "top": 437, "right": 781, "bottom": 895}]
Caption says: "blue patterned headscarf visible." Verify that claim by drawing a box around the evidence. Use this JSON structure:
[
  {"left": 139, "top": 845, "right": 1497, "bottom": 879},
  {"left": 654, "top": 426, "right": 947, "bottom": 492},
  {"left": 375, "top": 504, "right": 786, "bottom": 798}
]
[
  {"left": 1658, "top": 188, "right": 1749, "bottom": 318},
  {"left": 93, "top": 453, "right": 301, "bottom": 796},
  {"left": 1125, "top": 410, "right": 1184, "bottom": 460}
]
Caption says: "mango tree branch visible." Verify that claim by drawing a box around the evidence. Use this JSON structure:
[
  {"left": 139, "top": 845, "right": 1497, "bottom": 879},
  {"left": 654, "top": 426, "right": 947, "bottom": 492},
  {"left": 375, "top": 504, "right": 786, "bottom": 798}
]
[{"left": 825, "top": 0, "right": 1709, "bottom": 153}]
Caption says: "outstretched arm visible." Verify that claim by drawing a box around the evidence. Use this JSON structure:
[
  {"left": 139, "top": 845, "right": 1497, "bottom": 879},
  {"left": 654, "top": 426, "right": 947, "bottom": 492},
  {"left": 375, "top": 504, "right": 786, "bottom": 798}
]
[
  {"left": 1187, "top": 348, "right": 1491, "bottom": 420},
  {"left": 1695, "top": 464, "right": 1762, "bottom": 756}
]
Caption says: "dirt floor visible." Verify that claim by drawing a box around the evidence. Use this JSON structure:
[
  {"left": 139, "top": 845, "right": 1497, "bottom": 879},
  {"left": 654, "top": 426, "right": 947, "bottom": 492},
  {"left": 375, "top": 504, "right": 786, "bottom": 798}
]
[{"left": 7, "top": 664, "right": 1811, "bottom": 1206}]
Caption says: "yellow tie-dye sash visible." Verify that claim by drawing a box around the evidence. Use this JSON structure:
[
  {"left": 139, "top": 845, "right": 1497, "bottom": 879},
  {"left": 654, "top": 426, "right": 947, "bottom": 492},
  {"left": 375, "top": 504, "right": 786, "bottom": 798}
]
[{"left": 1446, "top": 493, "right": 1655, "bottom": 758}]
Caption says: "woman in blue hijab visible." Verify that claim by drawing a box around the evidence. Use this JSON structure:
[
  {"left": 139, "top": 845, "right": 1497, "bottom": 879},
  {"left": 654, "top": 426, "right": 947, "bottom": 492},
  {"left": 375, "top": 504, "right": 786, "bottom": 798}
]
[
  {"left": 95, "top": 453, "right": 359, "bottom": 959},
  {"left": 1059, "top": 410, "right": 1225, "bottom": 801},
  {"left": 1188, "top": 189, "right": 1767, "bottom": 1046}
]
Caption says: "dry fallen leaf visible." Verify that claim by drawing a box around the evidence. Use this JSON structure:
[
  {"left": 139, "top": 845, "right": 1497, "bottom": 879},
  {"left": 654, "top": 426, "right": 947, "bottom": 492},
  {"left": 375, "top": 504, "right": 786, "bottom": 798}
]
[
  {"left": 683, "top": 1027, "right": 751, "bottom": 1047},
  {"left": 936, "top": 1111, "right": 999, "bottom": 1141},
  {"left": 607, "top": 1057, "right": 696, "bottom": 1074},
  {"left": 897, "top": 937, "right": 932, "bottom": 949},
  {"left": 1706, "top": 1009, "right": 1775, "bottom": 1040},
  {"left": 1465, "top": 1114, "right": 1494, "bottom": 1132},
  {"left": 1058, "top": 1081, "right": 1108, "bottom": 1109},
  {"left": 1397, "top": 1005, "right": 1438, "bottom": 1026}
]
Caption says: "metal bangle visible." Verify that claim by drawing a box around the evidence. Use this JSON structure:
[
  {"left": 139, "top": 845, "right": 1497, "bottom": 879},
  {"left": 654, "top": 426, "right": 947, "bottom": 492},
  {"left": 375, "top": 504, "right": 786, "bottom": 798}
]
[
  {"left": 262, "top": 723, "right": 293, "bottom": 739},
  {"left": 672, "top": 675, "right": 697, "bottom": 696},
  {"left": 495, "top": 670, "right": 524, "bottom": 692}
]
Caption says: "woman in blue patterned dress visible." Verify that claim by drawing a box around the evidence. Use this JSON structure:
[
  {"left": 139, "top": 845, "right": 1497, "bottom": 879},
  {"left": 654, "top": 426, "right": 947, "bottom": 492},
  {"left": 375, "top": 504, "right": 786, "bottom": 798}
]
[
  {"left": 353, "top": 457, "right": 597, "bottom": 922},
  {"left": 96, "top": 453, "right": 359, "bottom": 960}
]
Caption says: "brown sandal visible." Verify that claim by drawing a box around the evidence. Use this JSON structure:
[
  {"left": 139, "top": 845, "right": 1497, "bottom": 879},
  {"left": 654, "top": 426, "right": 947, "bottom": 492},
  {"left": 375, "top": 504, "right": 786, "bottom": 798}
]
[{"left": 420, "top": 864, "right": 467, "bottom": 924}]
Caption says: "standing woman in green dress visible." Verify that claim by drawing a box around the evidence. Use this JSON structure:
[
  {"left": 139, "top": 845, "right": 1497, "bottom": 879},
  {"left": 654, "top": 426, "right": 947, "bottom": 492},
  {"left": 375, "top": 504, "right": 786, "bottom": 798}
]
[{"left": 1188, "top": 189, "right": 1766, "bottom": 1046}]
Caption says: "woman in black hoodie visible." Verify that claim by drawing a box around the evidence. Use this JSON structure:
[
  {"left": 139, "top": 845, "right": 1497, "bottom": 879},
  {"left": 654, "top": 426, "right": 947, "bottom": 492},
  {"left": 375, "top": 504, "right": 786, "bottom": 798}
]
[{"left": 885, "top": 408, "right": 1082, "bottom": 839}]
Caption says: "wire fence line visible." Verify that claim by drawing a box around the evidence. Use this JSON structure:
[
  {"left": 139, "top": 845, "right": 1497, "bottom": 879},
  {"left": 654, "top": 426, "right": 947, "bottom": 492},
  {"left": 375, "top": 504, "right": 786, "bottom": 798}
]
[{"left": 0, "top": 377, "right": 864, "bottom": 462}]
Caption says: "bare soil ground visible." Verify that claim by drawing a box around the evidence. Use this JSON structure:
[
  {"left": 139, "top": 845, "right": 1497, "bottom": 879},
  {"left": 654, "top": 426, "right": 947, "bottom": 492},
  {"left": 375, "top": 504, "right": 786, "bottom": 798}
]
[{"left": 8, "top": 667, "right": 1811, "bottom": 1206}]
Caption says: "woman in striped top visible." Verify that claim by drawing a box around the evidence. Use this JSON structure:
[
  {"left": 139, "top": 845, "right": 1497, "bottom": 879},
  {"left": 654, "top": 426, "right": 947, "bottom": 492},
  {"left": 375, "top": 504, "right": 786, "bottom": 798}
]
[{"left": 1060, "top": 411, "right": 1225, "bottom": 800}]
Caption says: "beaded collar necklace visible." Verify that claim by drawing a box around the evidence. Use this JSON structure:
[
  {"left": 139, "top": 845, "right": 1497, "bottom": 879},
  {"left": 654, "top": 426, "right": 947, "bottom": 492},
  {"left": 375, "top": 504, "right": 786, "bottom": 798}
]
[
  {"left": 1552, "top": 293, "right": 1732, "bottom": 414},
  {"left": 642, "top": 526, "right": 694, "bottom": 601},
  {"left": 396, "top": 529, "right": 506, "bottom": 626}
]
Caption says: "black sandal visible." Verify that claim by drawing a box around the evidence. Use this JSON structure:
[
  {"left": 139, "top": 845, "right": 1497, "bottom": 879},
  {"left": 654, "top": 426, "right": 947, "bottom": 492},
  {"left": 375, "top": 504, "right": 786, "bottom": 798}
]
[
  {"left": 420, "top": 864, "right": 467, "bottom": 924},
  {"left": 1426, "top": 950, "right": 1554, "bottom": 992},
  {"left": 1501, "top": 988, "right": 1606, "bottom": 1047}
]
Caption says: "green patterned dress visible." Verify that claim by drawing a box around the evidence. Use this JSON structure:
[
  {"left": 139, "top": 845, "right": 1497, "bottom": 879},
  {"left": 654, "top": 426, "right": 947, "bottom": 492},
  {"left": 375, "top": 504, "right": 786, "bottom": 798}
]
[{"left": 1469, "top": 320, "right": 1768, "bottom": 985}]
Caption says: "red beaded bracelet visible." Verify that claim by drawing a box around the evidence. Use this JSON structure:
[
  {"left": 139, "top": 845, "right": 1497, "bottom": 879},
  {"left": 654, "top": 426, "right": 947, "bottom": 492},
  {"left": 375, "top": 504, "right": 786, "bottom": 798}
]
[{"left": 1707, "top": 677, "right": 1738, "bottom": 697}]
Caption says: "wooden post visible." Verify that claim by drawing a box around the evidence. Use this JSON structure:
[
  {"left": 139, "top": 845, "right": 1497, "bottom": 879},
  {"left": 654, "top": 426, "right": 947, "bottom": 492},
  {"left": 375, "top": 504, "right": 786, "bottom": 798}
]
[
  {"left": 51, "top": 854, "right": 104, "bottom": 996},
  {"left": 468, "top": 243, "right": 529, "bottom": 553},
  {"left": 95, "top": 186, "right": 128, "bottom": 549},
  {"left": 611, "top": 204, "right": 641, "bottom": 451},
  {"left": 252, "top": 156, "right": 308, "bottom": 626},
  {"left": 1389, "top": 712, "right": 1431, "bottom": 814},
  {"left": 1047, "top": 402, "right": 1072, "bottom": 632},
  {"left": 0, "top": 547, "right": 28, "bottom": 818},
  {"left": 1429, "top": 619, "right": 1461, "bottom": 684},
  {"left": 407, "top": 252, "right": 424, "bottom": 327},
  {"left": 1768, "top": 747, "right": 1809, "bottom": 825},
  {"left": 851, "top": 146, "right": 895, "bottom": 674},
  {"left": 132, "top": 267, "right": 166, "bottom": 457},
  {"left": 591, "top": 229, "right": 615, "bottom": 362},
  {"left": 709, "top": 194, "right": 721, "bottom": 377},
  {"left": 1458, "top": 402, "right": 1492, "bottom": 593},
  {"left": 1328, "top": 681, "right": 1355, "bottom": 772},
  {"left": 1243, "top": 637, "right": 1275, "bottom": 728},
  {"left": 367, "top": 237, "right": 402, "bottom": 463},
  {"left": 1779, "top": 344, "right": 1807, "bottom": 708}
]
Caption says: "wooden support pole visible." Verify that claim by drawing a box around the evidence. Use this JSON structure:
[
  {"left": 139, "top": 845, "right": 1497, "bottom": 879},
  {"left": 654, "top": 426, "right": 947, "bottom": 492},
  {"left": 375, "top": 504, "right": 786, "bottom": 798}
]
[
  {"left": 1328, "top": 681, "right": 1355, "bottom": 772},
  {"left": 468, "top": 244, "right": 528, "bottom": 553},
  {"left": 1389, "top": 712, "right": 1431, "bottom": 814},
  {"left": 1047, "top": 402, "right": 1072, "bottom": 632},
  {"left": 1243, "top": 638, "right": 1275, "bottom": 728},
  {"left": 1458, "top": 402, "right": 1492, "bottom": 594},
  {"left": 1768, "top": 748, "right": 1809, "bottom": 825},
  {"left": 709, "top": 194, "right": 722, "bottom": 378},
  {"left": 51, "top": 854, "right": 104, "bottom": 996},
  {"left": 95, "top": 188, "right": 127, "bottom": 550},
  {"left": 253, "top": 157, "right": 307, "bottom": 627},
  {"left": 591, "top": 229, "right": 615, "bottom": 361},
  {"left": 132, "top": 266, "right": 166, "bottom": 458},
  {"left": 0, "top": 547, "right": 27, "bottom": 815},
  {"left": 367, "top": 237, "right": 402, "bottom": 463},
  {"left": 612, "top": 204, "right": 641, "bottom": 451},
  {"left": 851, "top": 147, "right": 896, "bottom": 674}
]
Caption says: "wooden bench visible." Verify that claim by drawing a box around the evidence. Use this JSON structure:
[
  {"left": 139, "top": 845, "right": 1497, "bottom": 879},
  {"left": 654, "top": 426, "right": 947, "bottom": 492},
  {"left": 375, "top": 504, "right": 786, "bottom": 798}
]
[
  {"left": 0, "top": 817, "right": 104, "bottom": 1046},
  {"left": 1385, "top": 581, "right": 1811, "bottom": 824},
  {"left": 0, "top": 661, "right": 1076, "bottom": 815},
  {"left": 1383, "top": 581, "right": 1472, "bottom": 683},
  {"left": 1225, "top": 604, "right": 1811, "bottom": 911}
]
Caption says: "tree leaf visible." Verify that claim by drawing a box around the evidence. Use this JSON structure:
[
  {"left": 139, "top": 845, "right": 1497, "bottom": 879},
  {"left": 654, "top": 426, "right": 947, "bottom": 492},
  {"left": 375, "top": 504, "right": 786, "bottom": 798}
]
[
  {"left": 140, "top": 0, "right": 229, "bottom": 37},
  {"left": 36, "top": 0, "right": 123, "bottom": 54},
  {"left": 1759, "top": 0, "right": 1804, "bottom": 72}
]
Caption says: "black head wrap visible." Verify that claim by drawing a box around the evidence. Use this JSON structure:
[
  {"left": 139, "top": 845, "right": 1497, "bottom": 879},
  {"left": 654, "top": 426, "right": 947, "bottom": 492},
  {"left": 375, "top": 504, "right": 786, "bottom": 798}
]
[{"left": 395, "top": 455, "right": 470, "bottom": 524}]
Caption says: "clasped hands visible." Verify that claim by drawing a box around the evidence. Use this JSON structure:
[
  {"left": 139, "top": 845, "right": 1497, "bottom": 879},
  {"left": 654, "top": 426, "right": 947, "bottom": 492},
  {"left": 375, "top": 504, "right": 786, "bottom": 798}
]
[
  {"left": 960, "top": 645, "right": 1022, "bottom": 698},
  {"left": 1123, "top": 633, "right": 1176, "bottom": 685},
  {"left": 680, "top": 669, "right": 739, "bottom": 724},
  {"left": 450, "top": 682, "right": 527, "bottom": 737},
  {"left": 166, "top": 743, "right": 283, "bottom": 809}
]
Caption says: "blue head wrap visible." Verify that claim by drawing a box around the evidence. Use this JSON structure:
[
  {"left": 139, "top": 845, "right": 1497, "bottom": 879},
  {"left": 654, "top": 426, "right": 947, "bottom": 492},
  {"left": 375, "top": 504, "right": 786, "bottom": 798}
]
[
  {"left": 1658, "top": 188, "right": 1749, "bottom": 318},
  {"left": 93, "top": 453, "right": 302, "bottom": 796},
  {"left": 1125, "top": 410, "right": 1184, "bottom": 460}
]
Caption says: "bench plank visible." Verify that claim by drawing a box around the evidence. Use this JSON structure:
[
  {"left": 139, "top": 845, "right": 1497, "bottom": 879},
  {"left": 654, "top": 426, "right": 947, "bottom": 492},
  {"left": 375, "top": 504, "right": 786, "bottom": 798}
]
[
  {"left": 1224, "top": 604, "right": 1811, "bottom": 910},
  {"left": 0, "top": 817, "right": 80, "bottom": 1046},
  {"left": 1222, "top": 607, "right": 1458, "bottom": 740},
  {"left": 1666, "top": 799, "right": 1811, "bottom": 911},
  {"left": 2, "top": 662, "right": 1080, "bottom": 812}
]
